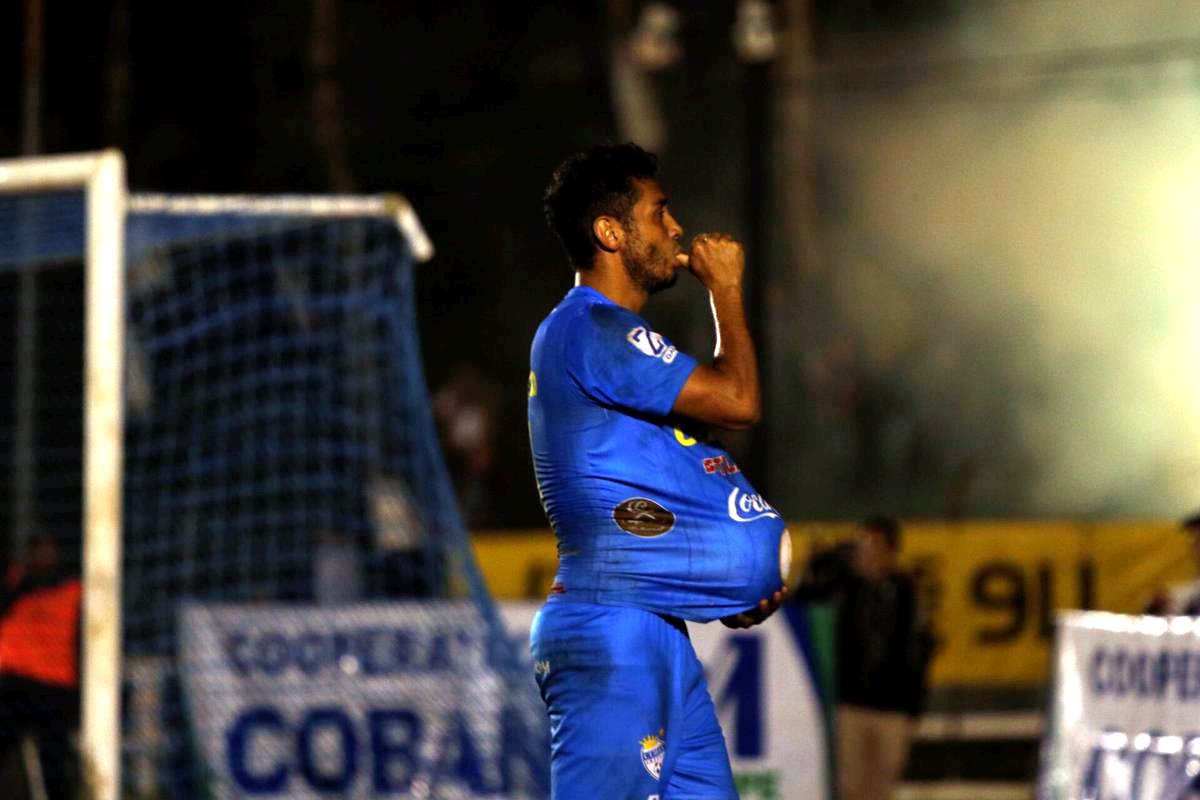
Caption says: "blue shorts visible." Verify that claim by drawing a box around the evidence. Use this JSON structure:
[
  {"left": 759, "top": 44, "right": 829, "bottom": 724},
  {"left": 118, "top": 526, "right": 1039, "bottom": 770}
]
[{"left": 530, "top": 599, "right": 737, "bottom": 800}]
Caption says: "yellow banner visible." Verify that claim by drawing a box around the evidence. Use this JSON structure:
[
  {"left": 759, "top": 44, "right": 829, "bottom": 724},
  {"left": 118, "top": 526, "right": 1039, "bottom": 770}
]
[
  {"left": 897, "top": 521, "right": 1189, "bottom": 686},
  {"left": 471, "top": 521, "right": 1193, "bottom": 686}
]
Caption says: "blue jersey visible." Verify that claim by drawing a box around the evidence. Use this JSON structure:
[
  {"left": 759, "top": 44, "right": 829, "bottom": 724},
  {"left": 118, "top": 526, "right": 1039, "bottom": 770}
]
[{"left": 528, "top": 285, "right": 787, "bottom": 622}]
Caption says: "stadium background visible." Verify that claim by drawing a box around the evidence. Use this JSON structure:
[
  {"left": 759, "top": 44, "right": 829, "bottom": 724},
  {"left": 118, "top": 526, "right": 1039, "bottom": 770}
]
[{"left": 3, "top": 1, "right": 1200, "bottom": 798}]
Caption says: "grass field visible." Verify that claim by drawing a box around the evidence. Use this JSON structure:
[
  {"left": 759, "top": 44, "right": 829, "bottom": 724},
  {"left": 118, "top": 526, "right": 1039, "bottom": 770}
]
[{"left": 897, "top": 782, "right": 1032, "bottom": 800}]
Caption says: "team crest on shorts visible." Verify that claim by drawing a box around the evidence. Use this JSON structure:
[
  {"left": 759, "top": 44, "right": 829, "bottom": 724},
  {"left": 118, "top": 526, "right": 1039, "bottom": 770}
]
[{"left": 639, "top": 734, "right": 666, "bottom": 780}]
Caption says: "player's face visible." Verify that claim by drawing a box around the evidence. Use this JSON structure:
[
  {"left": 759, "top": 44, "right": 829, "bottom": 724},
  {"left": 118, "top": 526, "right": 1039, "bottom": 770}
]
[{"left": 622, "top": 178, "right": 684, "bottom": 295}]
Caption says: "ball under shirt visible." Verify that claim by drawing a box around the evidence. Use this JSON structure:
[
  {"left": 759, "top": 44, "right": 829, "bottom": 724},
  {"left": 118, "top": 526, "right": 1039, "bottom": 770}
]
[{"left": 528, "top": 285, "right": 785, "bottom": 621}]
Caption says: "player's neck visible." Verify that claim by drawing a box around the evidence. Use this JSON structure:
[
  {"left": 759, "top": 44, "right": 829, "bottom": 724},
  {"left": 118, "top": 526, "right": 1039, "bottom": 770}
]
[{"left": 575, "top": 261, "right": 648, "bottom": 314}]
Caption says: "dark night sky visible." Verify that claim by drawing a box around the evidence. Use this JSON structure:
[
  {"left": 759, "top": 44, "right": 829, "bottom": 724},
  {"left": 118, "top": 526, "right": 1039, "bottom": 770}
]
[
  {"left": 4, "top": 1, "right": 809, "bottom": 525},
  {"left": 3, "top": 2, "right": 620, "bottom": 526},
  {"left": 2, "top": 1, "right": 959, "bottom": 525}
]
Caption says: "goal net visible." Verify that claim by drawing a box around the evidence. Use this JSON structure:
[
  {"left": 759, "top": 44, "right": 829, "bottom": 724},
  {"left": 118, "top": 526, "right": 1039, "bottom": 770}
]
[{"left": 0, "top": 152, "right": 549, "bottom": 799}]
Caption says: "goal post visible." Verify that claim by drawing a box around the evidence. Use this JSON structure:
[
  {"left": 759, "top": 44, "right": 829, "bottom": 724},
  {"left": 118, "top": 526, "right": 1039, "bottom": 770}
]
[
  {"left": 0, "top": 149, "right": 127, "bottom": 800},
  {"left": 1, "top": 151, "right": 549, "bottom": 799}
]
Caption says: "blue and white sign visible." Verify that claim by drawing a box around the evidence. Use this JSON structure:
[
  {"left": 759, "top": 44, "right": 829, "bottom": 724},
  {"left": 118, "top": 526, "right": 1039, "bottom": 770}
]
[
  {"left": 180, "top": 602, "right": 523, "bottom": 799},
  {"left": 1040, "top": 611, "right": 1200, "bottom": 800}
]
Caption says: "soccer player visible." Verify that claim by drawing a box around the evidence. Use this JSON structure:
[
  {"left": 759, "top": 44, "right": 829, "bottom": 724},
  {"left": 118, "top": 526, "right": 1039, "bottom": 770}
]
[{"left": 529, "top": 143, "right": 790, "bottom": 799}]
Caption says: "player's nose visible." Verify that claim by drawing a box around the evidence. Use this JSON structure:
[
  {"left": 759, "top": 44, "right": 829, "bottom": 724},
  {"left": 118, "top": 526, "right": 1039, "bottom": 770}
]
[{"left": 667, "top": 213, "right": 683, "bottom": 239}]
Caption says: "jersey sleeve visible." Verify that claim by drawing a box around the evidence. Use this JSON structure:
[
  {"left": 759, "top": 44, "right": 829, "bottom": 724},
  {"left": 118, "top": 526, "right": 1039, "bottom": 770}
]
[{"left": 566, "top": 303, "right": 698, "bottom": 418}]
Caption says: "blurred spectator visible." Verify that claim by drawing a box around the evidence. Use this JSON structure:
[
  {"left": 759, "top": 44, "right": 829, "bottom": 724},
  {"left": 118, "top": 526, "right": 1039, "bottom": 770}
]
[
  {"left": 314, "top": 530, "right": 364, "bottom": 604},
  {"left": 366, "top": 475, "right": 443, "bottom": 598},
  {"left": 805, "top": 334, "right": 930, "bottom": 507},
  {"left": 1144, "top": 512, "right": 1200, "bottom": 615},
  {"left": 432, "top": 363, "right": 507, "bottom": 527},
  {"left": 797, "top": 515, "right": 934, "bottom": 800},
  {"left": 0, "top": 532, "right": 81, "bottom": 800}
]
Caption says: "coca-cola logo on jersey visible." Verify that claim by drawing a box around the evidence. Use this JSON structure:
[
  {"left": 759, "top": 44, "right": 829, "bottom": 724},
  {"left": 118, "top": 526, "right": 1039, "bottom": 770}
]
[
  {"left": 727, "top": 488, "right": 780, "bottom": 523},
  {"left": 613, "top": 497, "right": 676, "bottom": 537}
]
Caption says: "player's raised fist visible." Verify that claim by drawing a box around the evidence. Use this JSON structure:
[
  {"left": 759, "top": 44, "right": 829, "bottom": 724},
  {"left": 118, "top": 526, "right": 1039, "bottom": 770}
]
[{"left": 685, "top": 233, "right": 744, "bottom": 291}]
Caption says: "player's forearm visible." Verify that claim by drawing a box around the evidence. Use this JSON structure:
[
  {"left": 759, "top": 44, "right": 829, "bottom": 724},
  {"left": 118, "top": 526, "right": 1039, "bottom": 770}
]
[
  {"left": 708, "top": 283, "right": 760, "bottom": 427},
  {"left": 671, "top": 233, "right": 761, "bottom": 429}
]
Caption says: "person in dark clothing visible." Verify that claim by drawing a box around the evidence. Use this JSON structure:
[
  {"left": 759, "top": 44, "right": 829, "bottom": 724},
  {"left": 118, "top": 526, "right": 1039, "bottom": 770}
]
[
  {"left": 1144, "top": 512, "right": 1200, "bottom": 616},
  {"left": 799, "top": 515, "right": 933, "bottom": 800},
  {"left": 0, "top": 532, "right": 82, "bottom": 800}
]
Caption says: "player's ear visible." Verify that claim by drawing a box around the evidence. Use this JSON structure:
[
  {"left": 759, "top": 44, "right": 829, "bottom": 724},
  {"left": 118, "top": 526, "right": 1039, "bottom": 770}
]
[{"left": 592, "top": 215, "right": 624, "bottom": 254}]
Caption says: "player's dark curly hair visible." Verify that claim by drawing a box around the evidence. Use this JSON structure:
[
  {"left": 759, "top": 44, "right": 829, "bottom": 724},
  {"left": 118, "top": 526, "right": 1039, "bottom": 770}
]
[{"left": 543, "top": 143, "right": 659, "bottom": 270}]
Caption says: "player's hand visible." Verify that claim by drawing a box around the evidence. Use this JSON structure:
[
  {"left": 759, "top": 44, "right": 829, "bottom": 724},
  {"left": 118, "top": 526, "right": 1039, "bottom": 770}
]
[
  {"left": 720, "top": 586, "right": 787, "bottom": 629},
  {"left": 680, "top": 233, "right": 744, "bottom": 292}
]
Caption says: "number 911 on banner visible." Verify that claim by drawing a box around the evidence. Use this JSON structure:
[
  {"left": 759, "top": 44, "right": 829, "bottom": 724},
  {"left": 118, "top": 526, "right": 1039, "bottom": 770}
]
[{"left": 1039, "top": 612, "right": 1200, "bottom": 800}]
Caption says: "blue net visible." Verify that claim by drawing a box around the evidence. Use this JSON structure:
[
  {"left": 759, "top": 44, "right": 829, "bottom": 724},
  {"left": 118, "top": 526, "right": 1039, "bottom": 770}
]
[
  {"left": 0, "top": 191, "right": 87, "bottom": 271},
  {"left": 0, "top": 193, "right": 548, "bottom": 798},
  {"left": 122, "top": 214, "right": 449, "bottom": 618}
]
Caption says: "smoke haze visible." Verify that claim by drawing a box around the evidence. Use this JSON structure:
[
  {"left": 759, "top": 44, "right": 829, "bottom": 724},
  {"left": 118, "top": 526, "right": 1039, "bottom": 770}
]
[{"left": 812, "top": 2, "right": 1200, "bottom": 515}]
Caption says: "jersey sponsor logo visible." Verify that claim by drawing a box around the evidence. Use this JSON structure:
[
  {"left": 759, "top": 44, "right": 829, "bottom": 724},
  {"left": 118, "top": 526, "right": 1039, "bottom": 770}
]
[
  {"left": 673, "top": 428, "right": 697, "bottom": 447},
  {"left": 639, "top": 734, "right": 666, "bottom": 780},
  {"left": 613, "top": 497, "right": 676, "bottom": 537},
  {"left": 727, "top": 487, "right": 781, "bottom": 523},
  {"left": 703, "top": 455, "right": 739, "bottom": 476},
  {"left": 528, "top": 370, "right": 537, "bottom": 397},
  {"left": 626, "top": 326, "right": 678, "bottom": 364}
]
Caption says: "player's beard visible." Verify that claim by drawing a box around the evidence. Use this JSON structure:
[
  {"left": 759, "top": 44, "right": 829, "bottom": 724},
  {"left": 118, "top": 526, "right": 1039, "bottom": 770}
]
[{"left": 622, "top": 227, "right": 678, "bottom": 295}]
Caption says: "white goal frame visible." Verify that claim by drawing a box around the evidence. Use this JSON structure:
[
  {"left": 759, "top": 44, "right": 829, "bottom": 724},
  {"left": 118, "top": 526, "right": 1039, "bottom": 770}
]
[
  {"left": 0, "top": 150, "right": 127, "bottom": 800},
  {"left": 0, "top": 151, "right": 436, "bottom": 800}
]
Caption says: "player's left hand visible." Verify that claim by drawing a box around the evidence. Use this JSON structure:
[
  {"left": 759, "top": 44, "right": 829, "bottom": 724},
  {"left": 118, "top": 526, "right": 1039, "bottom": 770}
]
[{"left": 720, "top": 586, "right": 787, "bottom": 629}]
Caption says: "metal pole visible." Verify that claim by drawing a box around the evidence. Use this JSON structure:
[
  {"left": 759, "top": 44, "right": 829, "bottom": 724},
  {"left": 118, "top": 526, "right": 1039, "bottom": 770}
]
[
  {"left": 21, "top": 0, "right": 43, "bottom": 158},
  {"left": 103, "top": 0, "right": 132, "bottom": 150},
  {"left": 744, "top": 56, "right": 772, "bottom": 493},
  {"left": 81, "top": 150, "right": 127, "bottom": 800},
  {"left": 310, "top": 0, "right": 354, "bottom": 192},
  {"left": 777, "top": 0, "right": 821, "bottom": 285},
  {"left": 15, "top": 0, "right": 46, "bottom": 555}
]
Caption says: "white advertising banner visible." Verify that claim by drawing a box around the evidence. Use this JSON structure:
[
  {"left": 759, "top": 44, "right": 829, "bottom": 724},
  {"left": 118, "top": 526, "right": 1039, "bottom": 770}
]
[
  {"left": 499, "top": 602, "right": 831, "bottom": 800},
  {"left": 179, "top": 602, "right": 520, "bottom": 799},
  {"left": 1040, "top": 611, "right": 1200, "bottom": 800}
]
